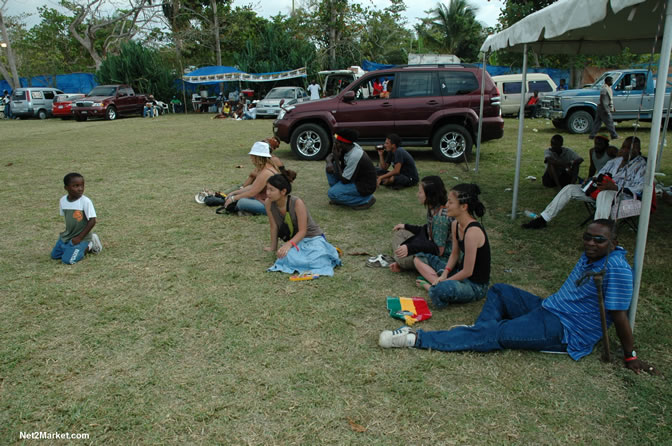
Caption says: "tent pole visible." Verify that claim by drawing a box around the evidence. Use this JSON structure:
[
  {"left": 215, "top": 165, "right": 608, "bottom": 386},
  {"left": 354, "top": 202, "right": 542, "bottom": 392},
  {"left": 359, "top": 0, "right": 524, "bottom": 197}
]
[
  {"left": 475, "top": 51, "right": 487, "bottom": 172},
  {"left": 630, "top": 0, "right": 672, "bottom": 330},
  {"left": 511, "top": 44, "right": 528, "bottom": 221}
]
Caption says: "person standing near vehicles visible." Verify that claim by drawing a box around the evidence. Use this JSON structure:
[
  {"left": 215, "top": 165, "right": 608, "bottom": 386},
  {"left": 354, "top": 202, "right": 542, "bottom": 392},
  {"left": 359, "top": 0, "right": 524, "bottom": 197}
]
[
  {"left": 307, "top": 80, "right": 321, "bottom": 100},
  {"left": 589, "top": 76, "right": 618, "bottom": 140},
  {"left": 3, "top": 90, "right": 11, "bottom": 119}
]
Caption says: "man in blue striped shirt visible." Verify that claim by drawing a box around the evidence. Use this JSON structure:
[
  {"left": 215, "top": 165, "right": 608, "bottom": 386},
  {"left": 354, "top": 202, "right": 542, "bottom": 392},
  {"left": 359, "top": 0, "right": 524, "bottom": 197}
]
[{"left": 379, "top": 219, "right": 658, "bottom": 374}]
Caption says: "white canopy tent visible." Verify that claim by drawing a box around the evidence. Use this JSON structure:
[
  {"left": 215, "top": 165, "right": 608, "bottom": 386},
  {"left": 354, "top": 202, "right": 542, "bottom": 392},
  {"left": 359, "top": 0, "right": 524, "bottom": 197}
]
[{"left": 478, "top": 0, "right": 672, "bottom": 329}]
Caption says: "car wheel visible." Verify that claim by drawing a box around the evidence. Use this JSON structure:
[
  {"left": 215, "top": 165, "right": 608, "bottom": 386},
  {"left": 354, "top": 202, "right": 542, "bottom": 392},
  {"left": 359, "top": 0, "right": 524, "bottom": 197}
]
[
  {"left": 290, "top": 123, "right": 331, "bottom": 160},
  {"left": 567, "top": 110, "right": 593, "bottom": 134},
  {"left": 38, "top": 109, "right": 47, "bottom": 120},
  {"left": 552, "top": 119, "right": 566, "bottom": 130},
  {"left": 75, "top": 114, "right": 87, "bottom": 122},
  {"left": 431, "top": 124, "right": 473, "bottom": 163},
  {"left": 106, "top": 106, "right": 117, "bottom": 121}
]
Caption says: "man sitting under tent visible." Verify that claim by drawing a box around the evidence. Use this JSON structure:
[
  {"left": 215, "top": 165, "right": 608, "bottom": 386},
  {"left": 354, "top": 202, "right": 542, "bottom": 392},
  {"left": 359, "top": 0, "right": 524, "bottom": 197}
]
[
  {"left": 523, "top": 136, "right": 646, "bottom": 230},
  {"left": 380, "top": 219, "right": 659, "bottom": 375}
]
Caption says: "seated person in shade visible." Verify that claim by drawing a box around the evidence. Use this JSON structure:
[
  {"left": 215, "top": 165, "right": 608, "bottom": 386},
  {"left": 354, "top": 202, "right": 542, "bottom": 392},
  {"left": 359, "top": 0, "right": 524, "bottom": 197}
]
[
  {"left": 376, "top": 133, "right": 419, "bottom": 189},
  {"left": 588, "top": 135, "right": 619, "bottom": 177},
  {"left": 264, "top": 173, "right": 341, "bottom": 276},
  {"left": 325, "top": 128, "right": 377, "bottom": 210},
  {"left": 389, "top": 176, "right": 451, "bottom": 273},
  {"left": 542, "top": 134, "right": 583, "bottom": 188},
  {"left": 242, "top": 103, "right": 257, "bottom": 120},
  {"left": 524, "top": 91, "right": 540, "bottom": 117},
  {"left": 379, "top": 219, "right": 660, "bottom": 377},
  {"left": 523, "top": 137, "right": 646, "bottom": 230}
]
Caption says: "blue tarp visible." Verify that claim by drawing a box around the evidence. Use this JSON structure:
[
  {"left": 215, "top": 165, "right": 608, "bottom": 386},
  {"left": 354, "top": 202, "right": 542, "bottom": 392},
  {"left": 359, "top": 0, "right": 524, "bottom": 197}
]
[
  {"left": 362, "top": 60, "right": 396, "bottom": 72},
  {"left": 0, "top": 73, "right": 97, "bottom": 94}
]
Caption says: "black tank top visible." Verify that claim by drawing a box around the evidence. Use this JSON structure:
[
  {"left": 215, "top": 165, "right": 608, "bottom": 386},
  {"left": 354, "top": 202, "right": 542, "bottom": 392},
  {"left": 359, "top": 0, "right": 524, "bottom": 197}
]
[{"left": 457, "top": 221, "right": 491, "bottom": 284}]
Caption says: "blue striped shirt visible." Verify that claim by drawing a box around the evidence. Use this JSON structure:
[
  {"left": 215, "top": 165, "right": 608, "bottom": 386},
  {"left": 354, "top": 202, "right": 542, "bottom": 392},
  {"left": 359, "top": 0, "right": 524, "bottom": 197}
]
[{"left": 542, "top": 247, "right": 633, "bottom": 360}]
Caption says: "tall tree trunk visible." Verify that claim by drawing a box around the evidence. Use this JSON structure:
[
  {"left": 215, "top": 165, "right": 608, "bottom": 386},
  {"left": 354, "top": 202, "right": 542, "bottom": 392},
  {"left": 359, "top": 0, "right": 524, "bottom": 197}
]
[
  {"left": 0, "top": 10, "right": 20, "bottom": 89},
  {"left": 328, "top": 1, "right": 337, "bottom": 69},
  {"left": 211, "top": 0, "right": 222, "bottom": 66}
]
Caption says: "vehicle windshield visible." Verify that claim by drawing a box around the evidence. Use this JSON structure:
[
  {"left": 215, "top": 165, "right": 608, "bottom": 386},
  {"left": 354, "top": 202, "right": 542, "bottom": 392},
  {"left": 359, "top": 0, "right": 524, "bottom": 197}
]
[
  {"left": 266, "top": 89, "right": 295, "bottom": 99},
  {"left": 592, "top": 72, "right": 621, "bottom": 88},
  {"left": 88, "top": 86, "right": 118, "bottom": 96}
]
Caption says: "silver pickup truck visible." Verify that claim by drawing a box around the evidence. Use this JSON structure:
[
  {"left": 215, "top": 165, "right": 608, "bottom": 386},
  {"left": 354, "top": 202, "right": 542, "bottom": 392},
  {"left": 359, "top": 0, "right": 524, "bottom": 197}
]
[{"left": 540, "top": 69, "right": 671, "bottom": 134}]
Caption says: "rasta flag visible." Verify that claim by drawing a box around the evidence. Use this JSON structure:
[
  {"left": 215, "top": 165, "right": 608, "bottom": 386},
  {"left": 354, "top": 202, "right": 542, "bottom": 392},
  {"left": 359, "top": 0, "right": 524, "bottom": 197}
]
[{"left": 386, "top": 297, "right": 432, "bottom": 326}]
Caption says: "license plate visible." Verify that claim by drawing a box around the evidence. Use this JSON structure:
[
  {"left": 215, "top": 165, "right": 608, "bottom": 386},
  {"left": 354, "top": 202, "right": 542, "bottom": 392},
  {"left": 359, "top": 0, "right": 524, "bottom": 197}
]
[
  {"left": 81, "top": 111, "right": 87, "bottom": 114},
  {"left": 58, "top": 105, "right": 63, "bottom": 109}
]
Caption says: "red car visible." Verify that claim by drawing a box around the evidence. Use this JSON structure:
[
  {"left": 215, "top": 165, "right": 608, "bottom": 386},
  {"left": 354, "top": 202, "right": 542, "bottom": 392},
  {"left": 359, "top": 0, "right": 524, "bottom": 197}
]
[{"left": 52, "top": 94, "right": 86, "bottom": 119}]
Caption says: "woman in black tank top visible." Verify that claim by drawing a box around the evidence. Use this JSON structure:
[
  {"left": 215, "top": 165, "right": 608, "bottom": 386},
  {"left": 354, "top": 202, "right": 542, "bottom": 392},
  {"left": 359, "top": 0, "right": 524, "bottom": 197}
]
[{"left": 415, "top": 183, "right": 490, "bottom": 308}]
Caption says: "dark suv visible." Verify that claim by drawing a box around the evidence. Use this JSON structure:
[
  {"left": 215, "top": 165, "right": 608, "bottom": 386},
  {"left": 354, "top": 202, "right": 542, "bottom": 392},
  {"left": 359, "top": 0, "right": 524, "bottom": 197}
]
[{"left": 273, "top": 65, "right": 503, "bottom": 162}]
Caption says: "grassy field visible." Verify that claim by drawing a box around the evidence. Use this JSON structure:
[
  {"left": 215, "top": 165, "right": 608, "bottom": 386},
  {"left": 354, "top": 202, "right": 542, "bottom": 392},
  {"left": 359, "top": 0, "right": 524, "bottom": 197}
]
[{"left": 1, "top": 114, "right": 671, "bottom": 445}]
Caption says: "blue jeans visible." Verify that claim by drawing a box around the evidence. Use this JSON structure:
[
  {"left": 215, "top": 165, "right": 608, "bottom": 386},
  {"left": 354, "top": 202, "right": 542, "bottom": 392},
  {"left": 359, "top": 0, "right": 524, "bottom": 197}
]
[
  {"left": 235, "top": 197, "right": 266, "bottom": 215},
  {"left": 326, "top": 172, "right": 372, "bottom": 207},
  {"left": 416, "top": 283, "right": 567, "bottom": 353},
  {"left": 421, "top": 253, "right": 488, "bottom": 307},
  {"left": 51, "top": 238, "right": 89, "bottom": 265}
]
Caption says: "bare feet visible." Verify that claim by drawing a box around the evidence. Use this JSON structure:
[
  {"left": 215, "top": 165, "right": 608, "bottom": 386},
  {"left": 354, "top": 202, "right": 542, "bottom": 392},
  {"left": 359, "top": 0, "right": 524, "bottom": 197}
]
[{"left": 389, "top": 262, "right": 401, "bottom": 273}]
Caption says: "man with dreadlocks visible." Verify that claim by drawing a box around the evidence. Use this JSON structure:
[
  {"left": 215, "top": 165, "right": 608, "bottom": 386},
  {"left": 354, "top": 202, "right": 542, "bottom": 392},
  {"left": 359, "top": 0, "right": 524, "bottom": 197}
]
[
  {"left": 523, "top": 136, "right": 647, "bottom": 230},
  {"left": 380, "top": 220, "right": 659, "bottom": 375}
]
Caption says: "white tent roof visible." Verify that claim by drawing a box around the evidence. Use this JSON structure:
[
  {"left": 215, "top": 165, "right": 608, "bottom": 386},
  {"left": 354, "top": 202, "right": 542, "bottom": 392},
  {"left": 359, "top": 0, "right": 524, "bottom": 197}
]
[{"left": 481, "top": 0, "right": 665, "bottom": 54}]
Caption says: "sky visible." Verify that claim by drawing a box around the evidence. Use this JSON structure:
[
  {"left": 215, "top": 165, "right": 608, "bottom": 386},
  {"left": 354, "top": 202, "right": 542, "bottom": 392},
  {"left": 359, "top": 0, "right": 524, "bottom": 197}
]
[{"left": 4, "top": 0, "right": 504, "bottom": 29}]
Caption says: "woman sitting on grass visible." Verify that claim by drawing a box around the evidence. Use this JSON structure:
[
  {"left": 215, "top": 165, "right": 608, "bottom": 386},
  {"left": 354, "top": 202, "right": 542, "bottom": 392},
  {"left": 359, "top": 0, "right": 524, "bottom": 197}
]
[
  {"left": 389, "top": 175, "right": 452, "bottom": 272},
  {"left": 224, "top": 142, "right": 289, "bottom": 215},
  {"left": 243, "top": 137, "right": 284, "bottom": 187},
  {"left": 414, "top": 183, "right": 490, "bottom": 308},
  {"left": 264, "top": 173, "right": 341, "bottom": 276}
]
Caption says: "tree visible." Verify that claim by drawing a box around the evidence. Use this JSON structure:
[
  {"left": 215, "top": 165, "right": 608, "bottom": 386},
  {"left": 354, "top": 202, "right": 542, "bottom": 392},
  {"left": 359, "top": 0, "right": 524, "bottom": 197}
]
[
  {"left": 415, "top": 0, "right": 485, "bottom": 62},
  {"left": 299, "top": 0, "right": 366, "bottom": 69},
  {"left": 234, "top": 15, "right": 317, "bottom": 75},
  {"left": 0, "top": 6, "right": 21, "bottom": 89},
  {"left": 96, "top": 40, "right": 176, "bottom": 100},
  {"left": 359, "top": 0, "right": 412, "bottom": 65},
  {"left": 63, "top": 0, "right": 162, "bottom": 70}
]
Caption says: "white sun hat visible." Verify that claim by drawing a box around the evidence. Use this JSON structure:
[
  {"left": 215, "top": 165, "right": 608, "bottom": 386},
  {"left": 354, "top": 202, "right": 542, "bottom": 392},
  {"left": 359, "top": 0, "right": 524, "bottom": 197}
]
[{"left": 248, "top": 141, "right": 271, "bottom": 158}]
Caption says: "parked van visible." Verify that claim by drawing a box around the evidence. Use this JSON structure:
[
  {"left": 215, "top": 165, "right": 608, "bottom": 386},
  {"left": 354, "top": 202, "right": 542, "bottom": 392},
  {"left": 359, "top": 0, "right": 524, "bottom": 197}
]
[
  {"left": 10, "top": 87, "right": 64, "bottom": 119},
  {"left": 492, "top": 73, "right": 557, "bottom": 116}
]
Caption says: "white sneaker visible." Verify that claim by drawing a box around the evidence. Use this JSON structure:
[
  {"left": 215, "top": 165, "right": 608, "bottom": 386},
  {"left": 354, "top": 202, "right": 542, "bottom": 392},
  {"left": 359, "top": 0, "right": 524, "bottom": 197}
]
[
  {"left": 89, "top": 233, "right": 103, "bottom": 254},
  {"left": 379, "top": 326, "right": 416, "bottom": 348}
]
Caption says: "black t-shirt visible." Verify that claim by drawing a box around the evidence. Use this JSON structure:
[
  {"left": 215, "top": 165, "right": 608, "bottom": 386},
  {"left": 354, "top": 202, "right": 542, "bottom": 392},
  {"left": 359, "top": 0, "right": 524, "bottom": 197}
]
[{"left": 385, "top": 147, "right": 419, "bottom": 182}]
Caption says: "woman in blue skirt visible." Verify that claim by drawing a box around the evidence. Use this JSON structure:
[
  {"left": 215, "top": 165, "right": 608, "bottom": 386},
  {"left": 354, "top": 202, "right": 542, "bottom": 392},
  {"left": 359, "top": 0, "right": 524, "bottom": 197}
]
[{"left": 264, "top": 173, "right": 341, "bottom": 276}]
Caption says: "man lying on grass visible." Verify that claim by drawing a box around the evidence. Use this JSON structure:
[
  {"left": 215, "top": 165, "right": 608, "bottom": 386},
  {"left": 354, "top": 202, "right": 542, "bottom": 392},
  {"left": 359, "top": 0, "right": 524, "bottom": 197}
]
[{"left": 379, "top": 219, "right": 659, "bottom": 375}]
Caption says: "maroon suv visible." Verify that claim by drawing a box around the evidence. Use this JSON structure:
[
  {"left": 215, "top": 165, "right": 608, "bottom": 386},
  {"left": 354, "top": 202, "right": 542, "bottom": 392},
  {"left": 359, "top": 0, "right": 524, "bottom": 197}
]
[{"left": 273, "top": 65, "right": 504, "bottom": 162}]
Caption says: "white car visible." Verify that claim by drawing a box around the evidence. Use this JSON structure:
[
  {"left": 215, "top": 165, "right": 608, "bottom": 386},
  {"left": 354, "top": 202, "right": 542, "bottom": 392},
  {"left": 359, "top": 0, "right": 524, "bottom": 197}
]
[{"left": 256, "top": 87, "right": 309, "bottom": 118}]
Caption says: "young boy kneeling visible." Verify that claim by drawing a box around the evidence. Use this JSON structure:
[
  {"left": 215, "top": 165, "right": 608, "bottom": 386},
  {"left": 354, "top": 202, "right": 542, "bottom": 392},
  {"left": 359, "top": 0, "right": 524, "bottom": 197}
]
[{"left": 51, "top": 172, "right": 102, "bottom": 265}]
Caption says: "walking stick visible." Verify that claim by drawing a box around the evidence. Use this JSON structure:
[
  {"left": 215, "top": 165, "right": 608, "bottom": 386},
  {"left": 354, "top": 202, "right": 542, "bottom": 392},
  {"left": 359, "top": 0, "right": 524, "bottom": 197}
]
[{"left": 592, "top": 272, "right": 611, "bottom": 363}]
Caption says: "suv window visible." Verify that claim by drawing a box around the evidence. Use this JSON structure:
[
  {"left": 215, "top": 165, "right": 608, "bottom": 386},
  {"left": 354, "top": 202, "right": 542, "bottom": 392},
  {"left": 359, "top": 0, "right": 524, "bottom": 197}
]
[
  {"left": 13, "top": 91, "right": 27, "bottom": 100},
  {"left": 529, "top": 80, "right": 553, "bottom": 93},
  {"left": 352, "top": 74, "right": 395, "bottom": 100},
  {"left": 440, "top": 71, "right": 479, "bottom": 96},
  {"left": 44, "top": 91, "right": 55, "bottom": 100},
  {"left": 31, "top": 91, "right": 44, "bottom": 99},
  {"left": 397, "top": 72, "right": 438, "bottom": 98},
  {"left": 502, "top": 82, "right": 522, "bottom": 94}
]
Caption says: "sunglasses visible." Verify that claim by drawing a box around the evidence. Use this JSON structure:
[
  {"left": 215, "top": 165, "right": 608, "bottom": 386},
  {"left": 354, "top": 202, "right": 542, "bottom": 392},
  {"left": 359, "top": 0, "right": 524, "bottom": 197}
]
[{"left": 582, "top": 233, "right": 610, "bottom": 243}]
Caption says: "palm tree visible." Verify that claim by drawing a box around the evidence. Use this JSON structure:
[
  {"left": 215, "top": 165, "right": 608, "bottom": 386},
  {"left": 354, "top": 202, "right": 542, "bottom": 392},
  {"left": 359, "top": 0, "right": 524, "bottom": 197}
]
[{"left": 415, "top": 0, "right": 484, "bottom": 62}]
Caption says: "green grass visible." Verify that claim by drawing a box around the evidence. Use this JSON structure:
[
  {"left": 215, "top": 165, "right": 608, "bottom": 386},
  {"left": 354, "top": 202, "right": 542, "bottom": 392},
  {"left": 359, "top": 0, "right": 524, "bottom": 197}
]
[{"left": 1, "top": 115, "right": 671, "bottom": 444}]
